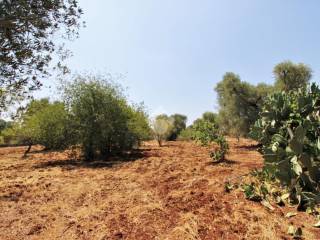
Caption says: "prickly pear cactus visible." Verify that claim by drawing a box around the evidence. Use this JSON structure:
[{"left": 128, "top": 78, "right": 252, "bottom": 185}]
[{"left": 251, "top": 83, "right": 320, "bottom": 207}]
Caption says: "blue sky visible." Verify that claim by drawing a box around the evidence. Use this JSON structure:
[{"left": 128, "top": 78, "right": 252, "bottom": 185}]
[{"left": 38, "top": 0, "right": 320, "bottom": 124}]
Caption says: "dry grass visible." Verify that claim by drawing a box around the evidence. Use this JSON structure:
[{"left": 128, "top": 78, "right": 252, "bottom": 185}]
[{"left": 0, "top": 138, "right": 319, "bottom": 239}]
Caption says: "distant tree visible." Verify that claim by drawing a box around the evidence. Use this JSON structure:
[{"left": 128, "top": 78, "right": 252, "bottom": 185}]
[
  {"left": 152, "top": 115, "right": 173, "bottom": 146},
  {"left": 167, "top": 114, "right": 187, "bottom": 140},
  {"left": 0, "top": 98, "right": 71, "bottom": 155},
  {"left": 215, "top": 72, "right": 273, "bottom": 138},
  {"left": 1, "top": 123, "right": 20, "bottom": 145},
  {"left": 274, "top": 61, "right": 312, "bottom": 92},
  {"left": 202, "top": 111, "right": 217, "bottom": 123},
  {"left": 0, "top": 0, "right": 83, "bottom": 110},
  {"left": 0, "top": 119, "right": 12, "bottom": 133},
  {"left": 129, "top": 104, "right": 152, "bottom": 142}
]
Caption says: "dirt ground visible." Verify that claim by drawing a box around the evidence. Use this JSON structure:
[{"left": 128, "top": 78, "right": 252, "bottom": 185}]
[{"left": 0, "top": 138, "right": 319, "bottom": 240}]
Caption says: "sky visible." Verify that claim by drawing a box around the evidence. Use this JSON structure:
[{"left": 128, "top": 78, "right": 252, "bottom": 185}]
[{"left": 37, "top": 0, "right": 320, "bottom": 124}]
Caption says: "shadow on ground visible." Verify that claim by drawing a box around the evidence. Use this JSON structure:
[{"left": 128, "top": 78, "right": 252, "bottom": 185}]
[
  {"left": 33, "top": 148, "right": 154, "bottom": 170},
  {"left": 234, "top": 144, "right": 261, "bottom": 150}
]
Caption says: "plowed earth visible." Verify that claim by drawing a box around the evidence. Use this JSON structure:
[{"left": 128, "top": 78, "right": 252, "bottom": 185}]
[{"left": 0, "top": 139, "right": 319, "bottom": 239}]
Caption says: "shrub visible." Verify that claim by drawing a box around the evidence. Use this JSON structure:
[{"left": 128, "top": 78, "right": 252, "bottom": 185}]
[
  {"left": 29, "top": 102, "right": 72, "bottom": 150},
  {"left": 251, "top": 83, "right": 320, "bottom": 208},
  {"left": 192, "top": 119, "right": 229, "bottom": 162},
  {"left": 1, "top": 125, "right": 19, "bottom": 145},
  {"left": 177, "top": 127, "right": 194, "bottom": 141},
  {"left": 64, "top": 75, "right": 150, "bottom": 160},
  {"left": 9, "top": 99, "right": 72, "bottom": 153},
  {"left": 192, "top": 119, "right": 219, "bottom": 146}
]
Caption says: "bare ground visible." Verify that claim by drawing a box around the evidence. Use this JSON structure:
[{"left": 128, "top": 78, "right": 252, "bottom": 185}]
[{"left": 0, "top": 138, "right": 319, "bottom": 240}]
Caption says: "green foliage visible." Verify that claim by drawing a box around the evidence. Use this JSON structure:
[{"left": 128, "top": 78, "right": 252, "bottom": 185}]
[
  {"left": 177, "top": 127, "right": 194, "bottom": 141},
  {"left": 0, "top": 119, "right": 13, "bottom": 144},
  {"left": 191, "top": 118, "right": 229, "bottom": 163},
  {"left": 64, "top": 75, "right": 150, "bottom": 160},
  {"left": 167, "top": 114, "right": 187, "bottom": 140},
  {"left": 215, "top": 72, "right": 273, "bottom": 138},
  {"left": 192, "top": 119, "right": 218, "bottom": 146},
  {"left": 202, "top": 111, "right": 217, "bottom": 123},
  {"left": 129, "top": 104, "right": 152, "bottom": 142},
  {"left": 152, "top": 115, "right": 173, "bottom": 146},
  {"left": 11, "top": 99, "right": 72, "bottom": 150},
  {"left": 215, "top": 61, "right": 312, "bottom": 138},
  {"left": 153, "top": 114, "right": 187, "bottom": 141},
  {"left": 274, "top": 61, "right": 312, "bottom": 92},
  {"left": 29, "top": 102, "right": 72, "bottom": 150},
  {"left": 0, "top": 119, "right": 12, "bottom": 133},
  {"left": 250, "top": 83, "right": 320, "bottom": 209},
  {"left": 178, "top": 112, "right": 218, "bottom": 141},
  {"left": 1, "top": 123, "right": 19, "bottom": 145},
  {"left": 209, "top": 135, "right": 229, "bottom": 162},
  {"left": 0, "top": 99, "right": 71, "bottom": 149},
  {"left": 0, "top": 0, "right": 83, "bottom": 109}
]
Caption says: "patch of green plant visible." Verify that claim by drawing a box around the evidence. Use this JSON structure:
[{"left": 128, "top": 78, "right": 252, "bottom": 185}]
[
  {"left": 191, "top": 119, "right": 229, "bottom": 163},
  {"left": 250, "top": 83, "right": 320, "bottom": 210}
]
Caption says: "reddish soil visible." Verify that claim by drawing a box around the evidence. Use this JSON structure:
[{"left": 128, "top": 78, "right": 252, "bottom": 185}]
[{"left": 0, "top": 138, "right": 319, "bottom": 239}]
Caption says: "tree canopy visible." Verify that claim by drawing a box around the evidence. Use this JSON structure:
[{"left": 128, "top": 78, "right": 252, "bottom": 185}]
[
  {"left": 64, "top": 75, "right": 151, "bottom": 160},
  {"left": 215, "top": 72, "right": 273, "bottom": 138},
  {"left": 0, "top": 0, "right": 83, "bottom": 109},
  {"left": 274, "top": 61, "right": 312, "bottom": 92},
  {"left": 214, "top": 61, "right": 313, "bottom": 138},
  {"left": 167, "top": 114, "right": 187, "bottom": 140}
]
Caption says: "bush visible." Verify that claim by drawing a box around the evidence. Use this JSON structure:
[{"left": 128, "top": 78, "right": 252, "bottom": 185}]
[
  {"left": 30, "top": 102, "right": 72, "bottom": 150},
  {"left": 177, "top": 127, "right": 194, "bottom": 141},
  {"left": 192, "top": 119, "right": 229, "bottom": 162},
  {"left": 64, "top": 75, "right": 150, "bottom": 160},
  {"left": 1, "top": 126, "right": 18, "bottom": 145},
  {"left": 251, "top": 83, "right": 320, "bottom": 208},
  {"left": 192, "top": 119, "right": 219, "bottom": 146},
  {"left": 10, "top": 99, "right": 72, "bottom": 151}
]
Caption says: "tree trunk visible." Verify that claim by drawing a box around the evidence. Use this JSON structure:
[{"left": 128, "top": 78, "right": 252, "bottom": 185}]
[{"left": 23, "top": 144, "right": 32, "bottom": 158}]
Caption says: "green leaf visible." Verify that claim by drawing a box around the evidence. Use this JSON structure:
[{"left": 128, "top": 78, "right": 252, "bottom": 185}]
[
  {"left": 300, "top": 154, "right": 312, "bottom": 169},
  {"left": 289, "top": 138, "right": 303, "bottom": 155},
  {"left": 294, "top": 126, "right": 306, "bottom": 140}
]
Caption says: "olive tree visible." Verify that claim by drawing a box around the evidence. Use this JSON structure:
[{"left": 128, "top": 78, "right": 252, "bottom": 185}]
[
  {"left": 2, "top": 98, "right": 71, "bottom": 155},
  {"left": 64, "top": 75, "right": 150, "bottom": 161},
  {"left": 0, "top": 0, "right": 83, "bottom": 110},
  {"left": 215, "top": 72, "right": 273, "bottom": 138},
  {"left": 152, "top": 115, "right": 173, "bottom": 146},
  {"left": 274, "top": 61, "right": 312, "bottom": 92}
]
